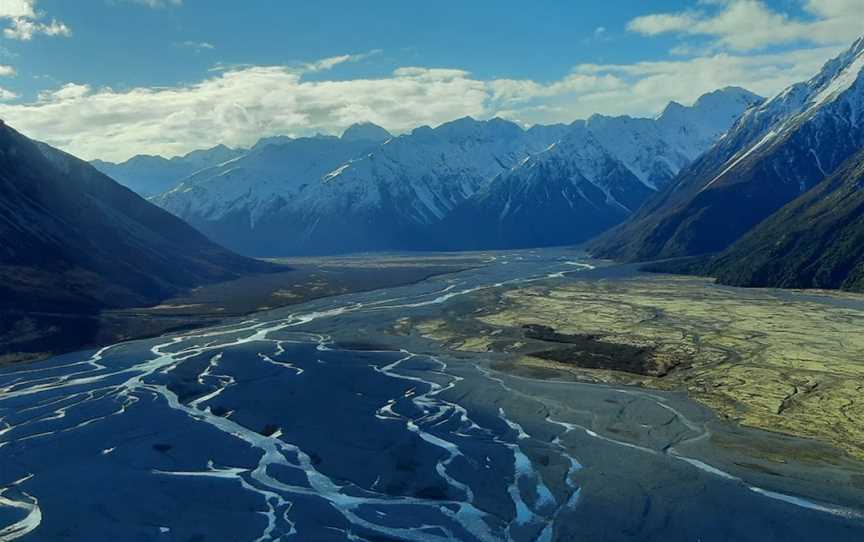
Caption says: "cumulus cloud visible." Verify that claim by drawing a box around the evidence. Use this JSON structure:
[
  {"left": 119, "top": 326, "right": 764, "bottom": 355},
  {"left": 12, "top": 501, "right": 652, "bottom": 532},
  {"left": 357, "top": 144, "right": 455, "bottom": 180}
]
[
  {"left": 627, "top": 0, "right": 863, "bottom": 51},
  {"left": 0, "top": 0, "right": 70, "bottom": 41},
  {"left": 0, "top": 64, "right": 15, "bottom": 76},
  {"left": 489, "top": 44, "right": 843, "bottom": 126},
  {"left": 0, "top": 34, "right": 853, "bottom": 162},
  {"left": 0, "top": 64, "right": 489, "bottom": 161}
]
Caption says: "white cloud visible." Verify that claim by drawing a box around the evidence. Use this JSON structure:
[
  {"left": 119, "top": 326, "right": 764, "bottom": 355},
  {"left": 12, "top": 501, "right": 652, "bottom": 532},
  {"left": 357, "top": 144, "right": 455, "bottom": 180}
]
[
  {"left": 305, "top": 50, "right": 382, "bottom": 72},
  {"left": 488, "top": 44, "right": 846, "bottom": 126},
  {"left": 0, "top": 64, "right": 14, "bottom": 76},
  {"left": 0, "top": 35, "right": 852, "bottom": 162},
  {"left": 39, "top": 82, "right": 90, "bottom": 101},
  {"left": 0, "top": 0, "right": 35, "bottom": 19},
  {"left": 180, "top": 40, "right": 214, "bottom": 52},
  {"left": 0, "top": 0, "right": 70, "bottom": 41},
  {"left": 0, "top": 64, "right": 489, "bottom": 161},
  {"left": 627, "top": 0, "right": 862, "bottom": 51},
  {"left": 629, "top": 13, "right": 700, "bottom": 36},
  {"left": 0, "top": 87, "right": 17, "bottom": 100},
  {"left": 3, "top": 17, "right": 69, "bottom": 40}
]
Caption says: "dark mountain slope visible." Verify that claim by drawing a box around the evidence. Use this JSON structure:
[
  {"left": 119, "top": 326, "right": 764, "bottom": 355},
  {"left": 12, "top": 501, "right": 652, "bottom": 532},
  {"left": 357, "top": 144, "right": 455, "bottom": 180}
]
[
  {"left": 0, "top": 121, "right": 274, "bottom": 316},
  {"left": 704, "top": 149, "right": 864, "bottom": 291}
]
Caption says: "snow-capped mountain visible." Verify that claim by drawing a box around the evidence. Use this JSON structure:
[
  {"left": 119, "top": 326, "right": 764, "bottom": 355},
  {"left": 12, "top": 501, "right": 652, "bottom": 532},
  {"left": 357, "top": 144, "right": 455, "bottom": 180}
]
[
  {"left": 435, "top": 87, "right": 761, "bottom": 250},
  {"left": 150, "top": 87, "right": 757, "bottom": 256},
  {"left": 157, "top": 119, "right": 561, "bottom": 255},
  {"left": 91, "top": 144, "right": 245, "bottom": 197},
  {"left": 156, "top": 134, "right": 386, "bottom": 230},
  {"left": 437, "top": 127, "right": 651, "bottom": 249},
  {"left": 590, "top": 36, "right": 864, "bottom": 262},
  {"left": 586, "top": 87, "right": 762, "bottom": 189}
]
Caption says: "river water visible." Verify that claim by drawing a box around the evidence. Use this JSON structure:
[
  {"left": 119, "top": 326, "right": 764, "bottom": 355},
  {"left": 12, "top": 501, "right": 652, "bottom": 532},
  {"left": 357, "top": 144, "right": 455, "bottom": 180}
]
[{"left": 1, "top": 250, "right": 862, "bottom": 541}]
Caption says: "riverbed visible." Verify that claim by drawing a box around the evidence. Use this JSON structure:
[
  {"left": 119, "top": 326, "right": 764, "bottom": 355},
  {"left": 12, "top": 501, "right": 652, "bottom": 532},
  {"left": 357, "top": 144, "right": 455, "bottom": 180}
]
[{"left": 1, "top": 249, "right": 862, "bottom": 541}]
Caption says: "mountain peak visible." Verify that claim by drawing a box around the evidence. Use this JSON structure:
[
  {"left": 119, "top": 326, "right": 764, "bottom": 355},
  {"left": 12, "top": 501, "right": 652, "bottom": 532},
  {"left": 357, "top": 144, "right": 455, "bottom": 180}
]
[
  {"left": 252, "top": 134, "right": 294, "bottom": 151},
  {"left": 341, "top": 122, "right": 391, "bottom": 143},
  {"left": 807, "top": 35, "right": 864, "bottom": 104},
  {"left": 658, "top": 101, "right": 687, "bottom": 119},
  {"left": 435, "top": 116, "right": 522, "bottom": 140},
  {"left": 655, "top": 87, "right": 762, "bottom": 123},
  {"left": 753, "top": 36, "right": 864, "bottom": 125},
  {"left": 693, "top": 87, "right": 762, "bottom": 109}
]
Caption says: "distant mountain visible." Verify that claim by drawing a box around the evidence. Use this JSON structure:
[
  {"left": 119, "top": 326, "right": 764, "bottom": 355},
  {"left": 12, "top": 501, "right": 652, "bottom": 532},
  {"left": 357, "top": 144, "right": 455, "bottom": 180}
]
[
  {"left": 91, "top": 144, "right": 245, "bottom": 197},
  {"left": 156, "top": 119, "right": 561, "bottom": 255},
  {"left": 152, "top": 93, "right": 759, "bottom": 257},
  {"left": 586, "top": 86, "right": 763, "bottom": 190},
  {"left": 436, "top": 127, "right": 651, "bottom": 250},
  {"left": 700, "top": 148, "right": 864, "bottom": 292},
  {"left": 436, "top": 87, "right": 761, "bottom": 250},
  {"left": 590, "top": 36, "right": 864, "bottom": 262},
  {"left": 0, "top": 121, "right": 272, "bottom": 317}
]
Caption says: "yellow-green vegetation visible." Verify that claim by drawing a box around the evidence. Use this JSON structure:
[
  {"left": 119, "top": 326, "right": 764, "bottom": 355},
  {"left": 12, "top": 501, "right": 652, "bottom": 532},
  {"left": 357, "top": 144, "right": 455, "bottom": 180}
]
[{"left": 412, "top": 275, "right": 864, "bottom": 460}]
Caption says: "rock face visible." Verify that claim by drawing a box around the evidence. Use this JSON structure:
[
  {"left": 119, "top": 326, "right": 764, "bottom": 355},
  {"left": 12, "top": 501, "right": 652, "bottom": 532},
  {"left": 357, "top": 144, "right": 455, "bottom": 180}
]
[
  {"left": 151, "top": 90, "right": 757, "bottom": 257},
  {"left": 91, "top": 144, "right": 245, "bottom": 197},
  {"left": 705, "top": 149, "right": 864, "bottom": 292},
  {"left": 590, "top": 37, "right": 864, "bottom": 262},
  {"left": 0, "top": 122, "right": 272, "bottom": 314}
]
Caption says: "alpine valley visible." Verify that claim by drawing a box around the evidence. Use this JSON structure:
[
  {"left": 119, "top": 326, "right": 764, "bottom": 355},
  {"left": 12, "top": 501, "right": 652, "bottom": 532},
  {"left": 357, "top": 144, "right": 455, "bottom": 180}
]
[
  {"left": 3, "top": 6, "right": 864, "bottom": 540},
  {"left": 92, "top": 88, "right": 762, "bottom": 256}
]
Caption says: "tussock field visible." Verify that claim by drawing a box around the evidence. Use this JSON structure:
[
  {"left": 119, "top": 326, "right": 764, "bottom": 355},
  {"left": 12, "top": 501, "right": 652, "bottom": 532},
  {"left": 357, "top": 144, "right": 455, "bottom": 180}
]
[{"left": 411, "top": 274, "right": 864, "bottom": 461}]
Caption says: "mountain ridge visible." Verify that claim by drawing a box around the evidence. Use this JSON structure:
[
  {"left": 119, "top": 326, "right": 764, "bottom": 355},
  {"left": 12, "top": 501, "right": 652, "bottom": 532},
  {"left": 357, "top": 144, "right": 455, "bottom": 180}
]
[
  {"left": 149, "top": 88, "right": 760, "bottom": 256},
  {"left": 0, "top": 121, "right": 274, "bottom": 313},
  {"left": 589, "top": 36, "right": 864, "bottom": 262},
  {"left": 434, "top": 87, "right": 761, "bottom": 251}
]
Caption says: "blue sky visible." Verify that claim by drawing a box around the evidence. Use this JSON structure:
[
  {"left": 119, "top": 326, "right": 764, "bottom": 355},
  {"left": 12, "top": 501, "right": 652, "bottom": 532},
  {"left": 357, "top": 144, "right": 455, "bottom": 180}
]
[{"left": 0, "top": 0, "right": 860, "bottom": 160}]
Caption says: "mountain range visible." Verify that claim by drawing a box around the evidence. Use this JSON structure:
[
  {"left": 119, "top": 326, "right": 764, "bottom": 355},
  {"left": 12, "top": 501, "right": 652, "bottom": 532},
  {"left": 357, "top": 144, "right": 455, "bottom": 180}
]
[
  {"left": 590, "top": 37, "right": 864, "bottom": 270},
  {"left": 92, "top": 144, "right": 246, "bottom": 197},
  {"left": 80, "top": 35, "right": 864, "bottom": 293},
  {"left": 102, "top": 87, "right": 760, "bottom": 256},
  {"left": 437, "top": 87, "right": 761, "bottom": 250}
]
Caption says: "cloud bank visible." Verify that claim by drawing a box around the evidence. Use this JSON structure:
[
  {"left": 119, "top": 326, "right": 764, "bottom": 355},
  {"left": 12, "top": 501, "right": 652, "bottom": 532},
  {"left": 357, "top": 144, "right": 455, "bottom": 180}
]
[
  {"left": 0, "top": 0, "right": 859, "bottom": 161},
  {"left": 0, "top": 45, "right": 846, "bottom": 162}
]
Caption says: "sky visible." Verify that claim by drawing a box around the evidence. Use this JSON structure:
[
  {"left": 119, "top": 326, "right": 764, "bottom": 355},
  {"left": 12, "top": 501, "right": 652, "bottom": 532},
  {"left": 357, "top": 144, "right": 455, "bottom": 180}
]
[{"left": 0, "top": 0, "right": 860, "bottom": 161}]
